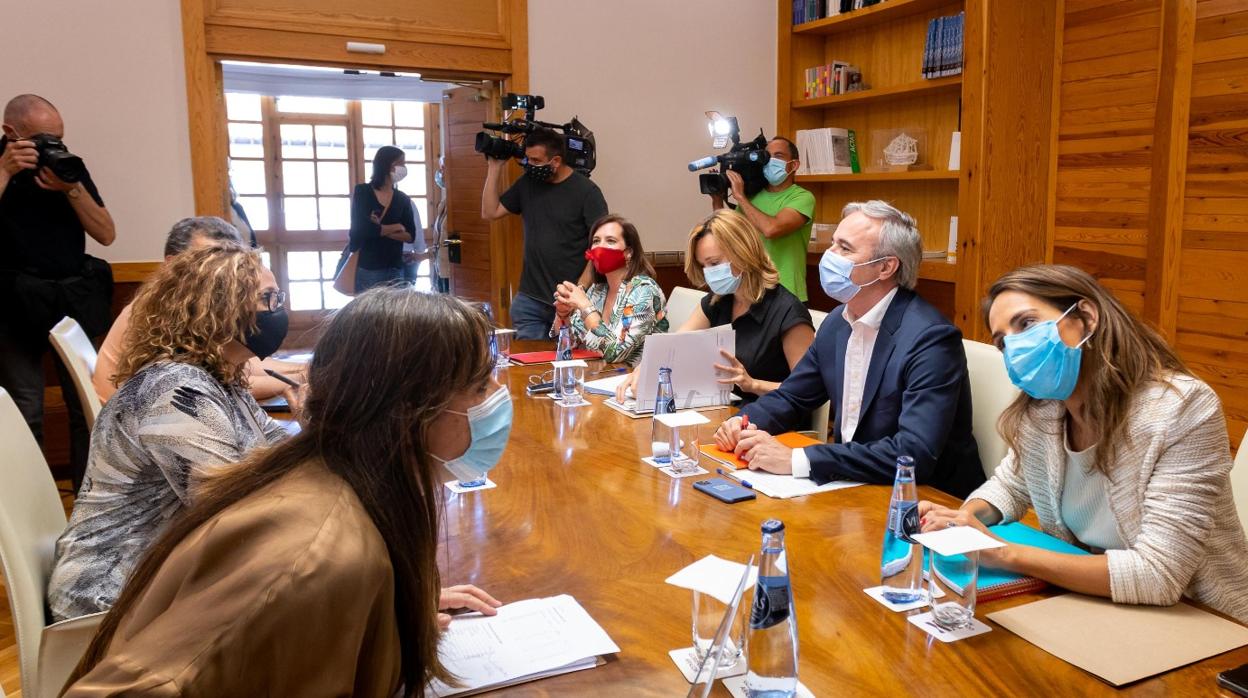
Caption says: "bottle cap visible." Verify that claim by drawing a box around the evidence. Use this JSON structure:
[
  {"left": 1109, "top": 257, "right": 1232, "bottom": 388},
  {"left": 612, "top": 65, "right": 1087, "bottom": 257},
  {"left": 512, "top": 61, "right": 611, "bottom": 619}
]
[
  {"left": 896, "top": 455, "right": 915, "bottom": 468},
  {"left": 761, "top": 518, "right": 784, "bottom": 534}
]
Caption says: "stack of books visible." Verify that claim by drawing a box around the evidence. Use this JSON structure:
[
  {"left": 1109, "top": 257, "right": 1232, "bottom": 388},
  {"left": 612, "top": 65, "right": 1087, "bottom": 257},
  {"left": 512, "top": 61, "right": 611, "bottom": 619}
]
[
  {"left": 923, "top": 13, "right": 965, "bottom": 78},
  {"left": 804, "top": 62, "right": 864, "bottom": 99},
  {"left": 795, "top": 127, "right": 861, "bottom": 175},
  {"left": 793, "top": 0, "right": 885, "bottom": 24}
]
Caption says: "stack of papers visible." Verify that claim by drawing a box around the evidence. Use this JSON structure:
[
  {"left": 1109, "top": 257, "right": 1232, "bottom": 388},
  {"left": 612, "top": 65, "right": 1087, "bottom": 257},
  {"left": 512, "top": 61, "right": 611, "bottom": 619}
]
[
  {"left": 428, "top": 595, "right": 619, "bottom": 697},
  {"left": 725, "top": 469, "right": 861, "bottom": 499}
]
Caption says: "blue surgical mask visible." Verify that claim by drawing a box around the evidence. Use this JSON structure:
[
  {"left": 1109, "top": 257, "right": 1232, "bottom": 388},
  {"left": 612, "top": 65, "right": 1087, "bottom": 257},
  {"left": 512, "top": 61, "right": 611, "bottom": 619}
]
[
  {"left": 1002, "top": 304, "right": 1091, "bottom": 401},
  {"left": 818, "top": 249, "right": 887, "bottom": 303},
  {"left": 763, "top": 157, "right": 790, "bottom": 186},
  {"left": 703, "top": 261, "right": 742, "bottom": 295},
  {"left": 434, "top": 385, "right": 513, "bottom": 483}
]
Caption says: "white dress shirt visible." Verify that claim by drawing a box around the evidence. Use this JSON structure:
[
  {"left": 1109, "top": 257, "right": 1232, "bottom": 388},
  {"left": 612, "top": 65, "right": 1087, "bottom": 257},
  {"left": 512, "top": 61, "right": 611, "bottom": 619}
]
[{"left": 792, "top": 287, "right": 899, "bottom": 479}]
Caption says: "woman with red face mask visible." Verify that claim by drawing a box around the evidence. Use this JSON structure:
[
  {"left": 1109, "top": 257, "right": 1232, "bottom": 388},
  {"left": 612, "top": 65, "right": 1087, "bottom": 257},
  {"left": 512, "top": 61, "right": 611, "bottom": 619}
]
[{"left": 551, "top": 214, "right": 668, "bottom": 366}]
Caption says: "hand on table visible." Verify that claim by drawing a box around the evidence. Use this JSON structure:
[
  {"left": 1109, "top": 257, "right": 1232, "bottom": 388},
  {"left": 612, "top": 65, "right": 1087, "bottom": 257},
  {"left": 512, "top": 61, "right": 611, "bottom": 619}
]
[
  {"left": 437, "top": 584, "right": 502, "bottom": 630},
  {"left": 734, "top": 428, "right": 793, "bottom": 474},
  {"left": 615, "top": 369, "right": 638, "bottom": 403},
  {"left": 918, "top": 502, "right": 1010, "bottom": 566},
  {"left": 714, "top": 416, "right": 744, "bottom": 451}
]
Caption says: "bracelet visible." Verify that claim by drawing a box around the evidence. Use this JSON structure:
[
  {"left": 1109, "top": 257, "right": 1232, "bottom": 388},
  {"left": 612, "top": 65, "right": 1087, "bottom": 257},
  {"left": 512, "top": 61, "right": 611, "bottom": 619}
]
[{"left": 581, "top": 307, "right": 601, "bottom": 320}]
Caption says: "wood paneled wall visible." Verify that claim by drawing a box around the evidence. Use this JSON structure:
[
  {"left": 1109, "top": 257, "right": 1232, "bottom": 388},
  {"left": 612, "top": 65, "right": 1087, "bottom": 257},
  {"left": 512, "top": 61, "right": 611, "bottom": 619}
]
[{"left": 1053, "top": 0, "right": 1248, "bottom": 445}]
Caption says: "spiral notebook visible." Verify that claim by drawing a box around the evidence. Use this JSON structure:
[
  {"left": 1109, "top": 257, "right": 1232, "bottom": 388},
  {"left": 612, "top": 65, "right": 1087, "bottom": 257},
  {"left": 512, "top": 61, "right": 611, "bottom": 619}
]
[{"left": 931, "top": 522, "right": 1090, "bottom": 601}]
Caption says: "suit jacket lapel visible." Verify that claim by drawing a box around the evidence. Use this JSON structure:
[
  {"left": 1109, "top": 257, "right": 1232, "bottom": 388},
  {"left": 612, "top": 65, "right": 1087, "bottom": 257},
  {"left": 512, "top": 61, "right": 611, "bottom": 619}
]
[{"left": 831, "top": 316, "right": 851, "bottom": 438}]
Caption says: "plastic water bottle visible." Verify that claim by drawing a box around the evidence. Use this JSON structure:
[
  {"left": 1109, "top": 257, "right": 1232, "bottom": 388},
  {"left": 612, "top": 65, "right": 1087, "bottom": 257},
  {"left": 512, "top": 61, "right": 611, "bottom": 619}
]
[
  {"left": 745, "top": 519, "right": 798, "bottom": 698},
  {"left": 649, "top": 367, "right": 676, "bottom": 462},
  {"left": 482, "top": 304, "right": 499, "bottom": 363},
  {"left": 556, "top": 324, "right": 573, "bottom": 361},
  {"left": 880, "top": 455, "right": 925, "bottom": 603}
]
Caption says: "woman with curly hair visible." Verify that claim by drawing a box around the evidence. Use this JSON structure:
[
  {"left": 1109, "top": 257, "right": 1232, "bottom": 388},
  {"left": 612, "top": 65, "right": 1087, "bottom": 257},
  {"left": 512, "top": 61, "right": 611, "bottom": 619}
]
[{"left": 48, "top": 245, "right": 292, "bottom": 621}]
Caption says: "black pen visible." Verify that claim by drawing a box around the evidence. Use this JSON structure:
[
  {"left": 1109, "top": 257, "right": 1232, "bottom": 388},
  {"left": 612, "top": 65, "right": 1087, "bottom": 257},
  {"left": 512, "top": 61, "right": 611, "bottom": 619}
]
[{"left": 264, "top": 368, "right": 302, "bottom": 388}]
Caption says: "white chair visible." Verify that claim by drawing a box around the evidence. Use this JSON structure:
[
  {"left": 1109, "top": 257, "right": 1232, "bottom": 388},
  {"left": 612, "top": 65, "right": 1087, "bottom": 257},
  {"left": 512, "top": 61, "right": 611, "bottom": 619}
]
[
  {"left": 664, "top": 286, "right": 707, "bottom": 331},
  {"left": 806, "top": 310, "right": 831, "bottom": 442},
  {"left": 1232, "top": 431, "right": 1248, "bottom": 531},
  {"left": 48, "top": 317, "right": 103, "bottom": 432},
  {"left": 962, "top": 339, "right": 1020, "bottom": 478},
  {"left": 0, "top": 388, "right": 105, "bottom": 698}
]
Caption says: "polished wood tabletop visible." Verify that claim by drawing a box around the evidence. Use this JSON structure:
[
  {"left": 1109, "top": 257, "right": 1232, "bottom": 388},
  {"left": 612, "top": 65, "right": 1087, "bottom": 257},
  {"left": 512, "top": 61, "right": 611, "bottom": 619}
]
[{"left": 438, "top": 347, "right": 1248, "bottom": 697}]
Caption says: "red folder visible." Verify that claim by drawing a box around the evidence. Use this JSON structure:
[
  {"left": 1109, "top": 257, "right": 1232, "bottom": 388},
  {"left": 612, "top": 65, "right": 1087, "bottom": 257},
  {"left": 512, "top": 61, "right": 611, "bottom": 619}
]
[{"left": 508, "top": 349, "right": 604, "bottom": 365}]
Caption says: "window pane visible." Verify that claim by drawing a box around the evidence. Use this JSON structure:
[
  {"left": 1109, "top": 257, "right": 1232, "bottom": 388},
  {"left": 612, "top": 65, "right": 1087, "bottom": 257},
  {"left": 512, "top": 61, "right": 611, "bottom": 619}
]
[
  {"left": 315, "top": 124, "right": 348, "bottom": 160},
  {"left": 284, "top": 197, "right": 318, "bottom": 230},
  {"left": 316, "top": 161, "right": 350, "bottom": 196},
  {"left": 393, "top": 101, "right": 424, "bottom": 128},
  {"left": 395, "top": 129, "right": 425, "bottom": 161},
  {"left": 412, "top": 260, "right": 432, "bottom": 293},
  {"left": 323, "top": 281, "right": 351, "bottom": 309},
  {"left": 413, "top": 198, "right": 428, "bottom": 226},
  {"left": 363, "top": 127, "right": 394, "bottom": 162},
  {"left": 225, "top": 92, "right": 262, "bottom": 121},
  {"left": 361, "top": 100, "right": 392, "bottom": 127},
  {"left": 404, "top": 164, "right": 427, "bottom": 196},
  {"left": 318, "top": 197, "right": 351, "bottom": 230},
  {"left": 289, "top": 281, "right": 323, "bottom": 311},
  {"left": 287, "top": 251, "right": 321, "bottom": 280},
  {"left": 282, "top": 161, "right": 316, "bottom": 195},
  {"left": 238, "top": 196, "right": 269, "bottom": 231},
  {"left": 230, "top": 159, "right": 266, "bottom": 195},
  {"left": 280, "top": 124, "right": 314, "bottom": 159},
  {"left": 260, "top": 251, "right": 272, "bottom": 269},
  {"left": 228, "top": 122, "right": 264, "bottom": 158},
  {"left": 320, "top": 250, "right": 342, "bottom": 280},
  {"left": 276, "top": 96, "right": 346, "bottom": 115}
]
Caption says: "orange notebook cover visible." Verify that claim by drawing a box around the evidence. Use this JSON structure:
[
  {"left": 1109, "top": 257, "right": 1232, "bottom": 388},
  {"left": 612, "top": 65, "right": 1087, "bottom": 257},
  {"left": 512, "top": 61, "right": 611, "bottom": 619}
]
[
  {"left": 699, "top": 432, "right": 823, "bottom": 470},
  {"left": 508, "top": 349, "right": 603, "bottom": 365}
]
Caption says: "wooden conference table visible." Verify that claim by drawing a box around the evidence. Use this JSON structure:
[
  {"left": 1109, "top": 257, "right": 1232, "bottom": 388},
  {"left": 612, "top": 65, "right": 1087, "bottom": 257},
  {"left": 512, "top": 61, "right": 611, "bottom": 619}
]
[{"left": 436, "top": 345, "right": 1248, "bottom": 696}]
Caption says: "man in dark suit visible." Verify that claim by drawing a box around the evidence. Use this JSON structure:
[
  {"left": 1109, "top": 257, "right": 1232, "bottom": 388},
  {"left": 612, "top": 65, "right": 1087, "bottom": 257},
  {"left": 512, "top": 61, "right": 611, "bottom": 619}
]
[{"left": 714, "top": 200, "right": 984, "bottom": 498}]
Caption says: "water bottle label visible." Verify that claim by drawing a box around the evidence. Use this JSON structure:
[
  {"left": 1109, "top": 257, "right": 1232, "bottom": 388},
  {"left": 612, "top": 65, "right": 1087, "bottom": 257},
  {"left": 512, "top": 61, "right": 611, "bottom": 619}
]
[
  {"left": 888, "top": 501, "right": 920, "bottom": 543},
  {"left": 749, "top": 577, "right": 791, "bottom": 630}
]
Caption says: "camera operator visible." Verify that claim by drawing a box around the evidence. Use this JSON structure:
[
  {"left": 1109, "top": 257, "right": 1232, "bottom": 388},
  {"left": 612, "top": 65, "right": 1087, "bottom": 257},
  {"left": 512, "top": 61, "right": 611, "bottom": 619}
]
[
  {"left": 0, "top": 94, "right": 116, "bottom": 487},
  {"left": 481, "top": 129, "right": 607, "bottom": 339},
  {"left": 711, "top": 137, "right": 815, "bottom": 302}
]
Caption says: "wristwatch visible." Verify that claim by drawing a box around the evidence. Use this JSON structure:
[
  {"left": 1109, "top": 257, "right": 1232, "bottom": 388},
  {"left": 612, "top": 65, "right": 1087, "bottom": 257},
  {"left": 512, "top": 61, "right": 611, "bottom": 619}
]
[{"left": 66, "top": 186, "right": 80, "bottom": 199}]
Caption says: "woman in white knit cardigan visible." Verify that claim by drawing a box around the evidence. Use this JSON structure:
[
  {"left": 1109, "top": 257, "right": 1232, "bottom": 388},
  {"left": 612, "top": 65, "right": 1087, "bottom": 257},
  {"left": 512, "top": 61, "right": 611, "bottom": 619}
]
[{"left": 920, "top": 264, "right": 1248, "bottom": 623}]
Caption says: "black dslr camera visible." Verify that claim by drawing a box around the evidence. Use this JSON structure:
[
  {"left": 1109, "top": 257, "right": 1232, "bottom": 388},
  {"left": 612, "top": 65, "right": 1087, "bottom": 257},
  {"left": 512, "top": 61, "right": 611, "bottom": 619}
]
[
  {"left": 0, "top": 133, "right": 86, "bottom": 183},
  {"left": 474, "top": 93, "right": 598, "bottom": 177},
  {"left": 688, "top": 113, "right": 770, "bottom": 199}
]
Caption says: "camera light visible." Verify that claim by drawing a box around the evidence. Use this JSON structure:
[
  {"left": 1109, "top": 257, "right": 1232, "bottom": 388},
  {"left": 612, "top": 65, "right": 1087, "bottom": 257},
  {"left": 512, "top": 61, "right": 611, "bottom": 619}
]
[{"left": 713, "top": 119, "right": 733, "bottom": 136}]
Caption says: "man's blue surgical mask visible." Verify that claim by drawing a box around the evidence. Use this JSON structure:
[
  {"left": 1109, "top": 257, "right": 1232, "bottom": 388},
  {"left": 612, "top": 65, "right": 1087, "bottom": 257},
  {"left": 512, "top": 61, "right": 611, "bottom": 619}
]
[
  {"left": 763, "top": 157, "right": 791, "bottom": 186},
  {"left": 818, "top": 249, "right": 887, "bottom": 303},
  {"left": 1002, "top": 303, "right": 1092, "bottom": 401},
  {"left": 433, "top": 386, "right": 513, "bottom": 483}
]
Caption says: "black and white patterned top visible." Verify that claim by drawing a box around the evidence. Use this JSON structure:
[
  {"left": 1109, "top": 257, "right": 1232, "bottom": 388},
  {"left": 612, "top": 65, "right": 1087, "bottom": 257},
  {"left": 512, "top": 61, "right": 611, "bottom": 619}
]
[{"left": 48, "top": 360, "right": 289, "bottom": 621}]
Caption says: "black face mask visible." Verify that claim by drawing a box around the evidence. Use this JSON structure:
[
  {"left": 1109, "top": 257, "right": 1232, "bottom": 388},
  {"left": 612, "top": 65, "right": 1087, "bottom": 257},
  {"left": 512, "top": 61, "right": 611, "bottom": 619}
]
[
  {"left": 243, "top": 309, "right": 289, "bottom": 360},
  {"left": 524, "top": 161, "right": 555, "bottom": 182}
]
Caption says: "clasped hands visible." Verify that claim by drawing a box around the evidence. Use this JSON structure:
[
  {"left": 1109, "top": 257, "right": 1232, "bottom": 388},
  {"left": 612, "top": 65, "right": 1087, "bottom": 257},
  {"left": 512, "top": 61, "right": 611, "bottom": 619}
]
[
  {"left": 553, "top": 280, "right": 590, "bottom": 320},
  {"left": 712, "top": 415, "right": 793, "bottom": 474}
]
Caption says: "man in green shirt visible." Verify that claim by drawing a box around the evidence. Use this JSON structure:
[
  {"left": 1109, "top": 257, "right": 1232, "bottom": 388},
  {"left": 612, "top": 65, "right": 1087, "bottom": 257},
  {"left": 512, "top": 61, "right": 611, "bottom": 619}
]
[{"left": 711, "top": 137, "right": 816, "bottom": 302}]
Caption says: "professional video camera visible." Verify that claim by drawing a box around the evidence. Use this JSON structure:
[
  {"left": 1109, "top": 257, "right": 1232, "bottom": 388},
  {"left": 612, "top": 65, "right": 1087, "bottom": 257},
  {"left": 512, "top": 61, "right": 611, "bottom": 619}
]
[
  {"left": 687, "top": 111, "right": 769, "bottom": 199},
  {"left": 0, "top": 133, "right": 86, "bottom": 183},
  {"left": 474, "top": 93, "right": 597, "bottom": 177}
]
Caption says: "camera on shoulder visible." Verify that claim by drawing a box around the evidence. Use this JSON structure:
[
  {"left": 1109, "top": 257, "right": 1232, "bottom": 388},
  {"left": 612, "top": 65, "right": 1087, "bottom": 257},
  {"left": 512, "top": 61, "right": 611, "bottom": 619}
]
[
  {"left": 474, "top": 93, "right": 597, "bottom": 177},
  {"left": 687, "top": 112, "right": 769, "bottom": 199}
]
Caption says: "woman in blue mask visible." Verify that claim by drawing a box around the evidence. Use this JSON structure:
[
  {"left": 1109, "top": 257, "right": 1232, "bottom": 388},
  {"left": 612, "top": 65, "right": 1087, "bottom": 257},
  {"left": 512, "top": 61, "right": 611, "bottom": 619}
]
[
  {"left": 919, "top": 264, "right": 1248, "bottom": 623},
  {"left": 615, "top": 210, "right": 814, "bottom": 404},
  {"left": 65, "top": 289, "right": 506, "bottom": 696}
]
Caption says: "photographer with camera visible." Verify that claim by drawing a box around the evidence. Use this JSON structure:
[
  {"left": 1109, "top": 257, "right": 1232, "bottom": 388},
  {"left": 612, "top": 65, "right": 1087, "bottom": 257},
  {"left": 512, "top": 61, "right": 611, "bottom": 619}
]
[
  {"left": 711, "top": 137, "right": 815, "bottom": 302},
  {"left": 0, "top": 94, "right": 116, "bottom": 487},
  {"left": 482, "top": 128, "right": 607, "bottom": 339}
]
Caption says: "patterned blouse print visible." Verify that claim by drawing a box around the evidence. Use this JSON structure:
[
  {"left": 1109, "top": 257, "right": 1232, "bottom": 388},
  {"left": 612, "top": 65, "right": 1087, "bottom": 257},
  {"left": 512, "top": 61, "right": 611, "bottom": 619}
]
[
  {"left": 555, "top": 275, "right": 668, "bottom": 366},
  {"left": 48, "top": 361, "right": 289, "bottom": 621}
]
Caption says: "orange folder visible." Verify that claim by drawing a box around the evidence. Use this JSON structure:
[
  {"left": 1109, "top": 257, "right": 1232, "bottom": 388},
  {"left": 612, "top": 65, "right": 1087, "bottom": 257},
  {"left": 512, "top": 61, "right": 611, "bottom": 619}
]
[{"left": 699, "top": 432, "right": 824, "bottom": 470}]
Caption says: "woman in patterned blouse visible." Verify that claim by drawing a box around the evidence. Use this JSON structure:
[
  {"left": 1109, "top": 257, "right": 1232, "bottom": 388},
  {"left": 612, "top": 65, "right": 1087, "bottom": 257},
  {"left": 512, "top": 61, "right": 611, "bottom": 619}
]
[{"left": 551, "top": 214, "right": 668, "bottom": 366}]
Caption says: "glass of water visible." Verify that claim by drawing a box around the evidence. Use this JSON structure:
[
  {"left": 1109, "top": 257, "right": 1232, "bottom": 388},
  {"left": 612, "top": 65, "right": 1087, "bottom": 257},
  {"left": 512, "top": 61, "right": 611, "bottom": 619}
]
[
  {"left": 492, "top": 329, "right": 512, "bottom": 368},
  {"left": 556, "top": 362, "right": 585, "bottom": 406},
  {"left": 928, "top": 548, "right": 979, "bottom": 630},
  {"left": 668, "top": 424, "right": 700, "bottom": 474},
  {"left": 692, "top": 589, "right": 746, "bottom": 670}
]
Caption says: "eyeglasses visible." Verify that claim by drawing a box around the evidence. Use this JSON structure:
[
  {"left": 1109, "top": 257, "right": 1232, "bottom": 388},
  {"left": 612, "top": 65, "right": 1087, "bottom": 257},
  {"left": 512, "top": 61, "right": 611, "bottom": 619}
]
[{"left": 261, "top": 290, "right": 287, "bottom": 312}]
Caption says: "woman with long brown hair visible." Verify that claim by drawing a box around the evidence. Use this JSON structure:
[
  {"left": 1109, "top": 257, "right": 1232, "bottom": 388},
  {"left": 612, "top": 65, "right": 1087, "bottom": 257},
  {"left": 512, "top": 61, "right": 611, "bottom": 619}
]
[
  {"left": 49, "top": 245, "right": 292, "bottom": 622},
  {"left": 64, "top": 288, "right": 506, "bottom": 695},
  {"left": 920, "top": 264, "right": 1248, "bottom": 622}
]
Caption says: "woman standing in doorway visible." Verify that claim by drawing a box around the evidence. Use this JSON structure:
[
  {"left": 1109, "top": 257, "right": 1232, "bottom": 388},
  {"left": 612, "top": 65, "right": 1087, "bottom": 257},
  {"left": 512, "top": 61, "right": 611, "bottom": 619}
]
[{"left": 350, "top": 145, "right": 419, "bottom": 292}]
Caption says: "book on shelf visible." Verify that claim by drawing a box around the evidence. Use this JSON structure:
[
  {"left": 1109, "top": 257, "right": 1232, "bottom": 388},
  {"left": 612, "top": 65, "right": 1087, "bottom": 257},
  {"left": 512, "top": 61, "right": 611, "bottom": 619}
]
[
  {"left": 929, "top": 522, "right": 1090, "bottom": 602},
  {"left": 796, "top": 127, "right": 855, "bottom": 175},
  {"left": 804, "top": 62, "right": 863, "bottom": 99},
  {"left": 847, "top": 129, "right": 861, "bottom": 173},
  {"left": 922, "top": 250, "right": 947, "bottom": 260},
  {"left": 947, "top": 216, "right": 959, "bottom": 263},
  {"left": 923, "top": 13, "right": 965, "bottom": 79},
  {"left": 792, "top": 0, "right": 826, "bottom": 25}
]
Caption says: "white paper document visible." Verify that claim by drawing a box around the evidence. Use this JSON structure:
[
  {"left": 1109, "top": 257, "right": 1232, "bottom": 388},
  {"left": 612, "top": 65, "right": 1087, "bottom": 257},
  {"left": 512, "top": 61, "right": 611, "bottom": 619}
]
[
  {"left": 665, "top": 555, "right": 759, "bottom": 606},
  {"left": 726, "top": 470, "right": 862, "bottom": 500},
  {"left": 428, "top": 595, "right": 619, "bottom": 697},
  {"left": 912, "top": 526, "right": 1007, "bottom": 557},
  {"left": 584, "top": 372, "right": 630, "bottom": 396},
  {"left": 628, "top": 326, "right": 737, "bottom": 413}
]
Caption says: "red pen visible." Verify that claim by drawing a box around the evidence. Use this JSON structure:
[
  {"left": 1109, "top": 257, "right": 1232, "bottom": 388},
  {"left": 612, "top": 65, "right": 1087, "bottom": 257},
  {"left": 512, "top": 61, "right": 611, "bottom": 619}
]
[{"left": 740, "top": 414, "right": 750, "bottom": 430}]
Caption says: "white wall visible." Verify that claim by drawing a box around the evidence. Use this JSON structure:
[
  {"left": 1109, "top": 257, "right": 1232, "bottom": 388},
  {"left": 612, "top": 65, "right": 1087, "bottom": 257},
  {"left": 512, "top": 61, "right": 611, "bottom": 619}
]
[
  {"left": 529, "top": 0, "right": 777, "bottom": 251},
  {"left": 0, "top": 0, "right": 194, "bottom": 263}
]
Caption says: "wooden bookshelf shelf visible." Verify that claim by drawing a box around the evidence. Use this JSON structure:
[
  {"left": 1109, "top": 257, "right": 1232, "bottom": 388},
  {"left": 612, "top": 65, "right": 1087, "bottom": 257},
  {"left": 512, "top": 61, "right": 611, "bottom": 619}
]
[
  {"left": 793, "top": 76, "right": 962, "bottom": 110},
  {"left": 793, "top": 0, "right": 956, "bottom": 36},
  {"left": 797, "top": 170, "right": 960, "bottom": 183},
  {"left": 918, "top": 258, "right": 957, "bottom": 282}
]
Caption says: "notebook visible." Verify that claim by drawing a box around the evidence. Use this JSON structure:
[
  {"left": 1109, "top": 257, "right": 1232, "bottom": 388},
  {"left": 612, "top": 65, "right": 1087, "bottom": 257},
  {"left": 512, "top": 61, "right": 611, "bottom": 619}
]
[
  {"left": 699, "top": 432, "right": 823, "bottom": 470},
  {"left": 508, "top": 349, "right": 603, "bottom": 365},
  {"left": 931, "top": 522, "right": 1089, "bottom": 601}
]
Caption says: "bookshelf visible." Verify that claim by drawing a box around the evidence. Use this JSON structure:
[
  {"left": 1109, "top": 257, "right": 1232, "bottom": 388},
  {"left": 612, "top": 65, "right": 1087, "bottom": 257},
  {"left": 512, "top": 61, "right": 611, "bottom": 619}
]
[{"left": 780, "top": 0, "right": 967, "bottom": 307}]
